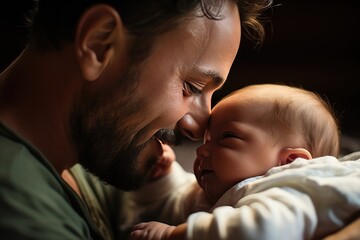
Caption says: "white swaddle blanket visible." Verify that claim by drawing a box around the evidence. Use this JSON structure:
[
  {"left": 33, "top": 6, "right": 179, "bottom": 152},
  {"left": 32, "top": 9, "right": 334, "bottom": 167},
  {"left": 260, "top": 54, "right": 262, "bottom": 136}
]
[
  {"left": 126, "top": 153, "right": 360, "bottom": 240},
  {"left": 189, "top": 156, "right": 360, "bottom": 240}
]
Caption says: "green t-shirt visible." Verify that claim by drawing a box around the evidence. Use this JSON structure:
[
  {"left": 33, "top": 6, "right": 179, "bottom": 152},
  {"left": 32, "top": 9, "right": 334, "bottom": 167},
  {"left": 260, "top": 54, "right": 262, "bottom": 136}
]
[{"left": 0, "top": 123, "right": 102, "bottom": 239}]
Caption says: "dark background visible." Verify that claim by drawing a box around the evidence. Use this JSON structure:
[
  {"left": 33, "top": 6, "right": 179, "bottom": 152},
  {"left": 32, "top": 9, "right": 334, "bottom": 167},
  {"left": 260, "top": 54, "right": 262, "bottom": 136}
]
[{"left": 1, "top": 1, "right": 359, "bottom": 152}]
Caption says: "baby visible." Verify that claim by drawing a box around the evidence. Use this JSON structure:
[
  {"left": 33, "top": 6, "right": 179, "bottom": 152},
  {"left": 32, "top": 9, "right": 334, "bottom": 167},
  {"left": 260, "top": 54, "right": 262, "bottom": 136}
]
[{"left": 126, "top": 84, "right": 360, "bottom": 240}]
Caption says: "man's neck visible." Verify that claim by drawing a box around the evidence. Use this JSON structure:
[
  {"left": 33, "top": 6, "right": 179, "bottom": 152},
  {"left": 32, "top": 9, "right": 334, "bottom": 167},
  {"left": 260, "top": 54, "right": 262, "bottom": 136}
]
[{"left": 0, "top": 44, "right": 81, "bottom": 173}]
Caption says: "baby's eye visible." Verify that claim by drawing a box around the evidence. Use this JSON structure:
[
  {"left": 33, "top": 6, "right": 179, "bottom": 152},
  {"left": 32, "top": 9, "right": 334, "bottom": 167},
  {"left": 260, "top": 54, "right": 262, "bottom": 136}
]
[
  {"left": 222, "top": 132, "right": 239, "bottom": 139},
  {"left": 183, "top": 82, "right": 202, "bottom": 96}
]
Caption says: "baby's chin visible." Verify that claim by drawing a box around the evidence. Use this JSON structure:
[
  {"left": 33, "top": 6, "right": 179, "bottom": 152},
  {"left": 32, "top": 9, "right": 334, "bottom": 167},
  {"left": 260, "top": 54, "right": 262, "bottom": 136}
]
[
  {"left": 200, "top": 178, "right": 230, "bottom": 204},
  {"left": 203, "top": 188, "right": 220, "bottom": 205}
]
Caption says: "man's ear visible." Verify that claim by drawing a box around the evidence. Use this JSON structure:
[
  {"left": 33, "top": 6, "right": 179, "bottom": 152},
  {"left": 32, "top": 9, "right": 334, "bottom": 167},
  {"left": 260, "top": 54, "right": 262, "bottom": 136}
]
[
  {"left": 75, "top": 4, "right": 124, "bottom": 81},
  {"left": 279, "top": 147, "right": 312, "bottom": 165}
]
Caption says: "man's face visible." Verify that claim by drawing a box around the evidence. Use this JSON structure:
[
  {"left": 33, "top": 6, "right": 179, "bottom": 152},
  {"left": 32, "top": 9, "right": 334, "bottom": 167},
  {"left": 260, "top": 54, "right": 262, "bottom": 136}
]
[{"left": 72, "top": 1, "right": 241, "bottom": 190}]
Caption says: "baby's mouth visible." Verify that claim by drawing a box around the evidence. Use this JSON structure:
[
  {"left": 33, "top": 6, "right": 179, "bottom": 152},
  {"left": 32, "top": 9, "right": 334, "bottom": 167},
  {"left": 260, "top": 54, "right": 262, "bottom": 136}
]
[
  {"left": 198, "top": 166, "right": 214, "bottom": 187},
  {"left": 199, "top": 171, "right": 212, "bottom": 192},
  {"left": 200, "top": 169, "right": 213, "bottom": 178}
]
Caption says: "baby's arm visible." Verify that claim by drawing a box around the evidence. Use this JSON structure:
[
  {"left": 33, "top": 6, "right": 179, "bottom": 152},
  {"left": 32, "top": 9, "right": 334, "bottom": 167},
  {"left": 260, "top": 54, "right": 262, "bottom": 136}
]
[
  {"left": 129, "top": 222, "right": 187, "bottom": 240},
  {"left": 122, "top": 144, "right": 208, "bottom": 236},
  {"left": 127, "top": 188, "right": 314, "bottom": 240}
]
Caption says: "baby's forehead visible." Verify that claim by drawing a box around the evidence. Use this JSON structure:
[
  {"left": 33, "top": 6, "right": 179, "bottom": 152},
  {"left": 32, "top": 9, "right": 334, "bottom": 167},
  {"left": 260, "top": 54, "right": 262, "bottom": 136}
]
[
  {"left": 211, "top": 95, "right": 272, "bottom": 122},
  {"left": 214, "top": 91, "right": 270, "bottom": 110}
]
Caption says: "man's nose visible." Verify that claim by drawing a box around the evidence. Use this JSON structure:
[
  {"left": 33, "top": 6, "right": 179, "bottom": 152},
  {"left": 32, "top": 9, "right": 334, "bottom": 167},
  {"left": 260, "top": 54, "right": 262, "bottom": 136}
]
[{"left": 177, "top": 97, "right": 211, "bottom": 141}]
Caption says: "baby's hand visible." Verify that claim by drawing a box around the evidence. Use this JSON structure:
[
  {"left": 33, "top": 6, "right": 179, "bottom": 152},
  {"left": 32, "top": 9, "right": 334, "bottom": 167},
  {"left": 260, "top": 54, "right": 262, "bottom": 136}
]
[
  {"left": 128, "top": 221, "right": 176, "bottom": 240},
  {"left": 148, "top": 144, "right": 176, "bottom": 181}
]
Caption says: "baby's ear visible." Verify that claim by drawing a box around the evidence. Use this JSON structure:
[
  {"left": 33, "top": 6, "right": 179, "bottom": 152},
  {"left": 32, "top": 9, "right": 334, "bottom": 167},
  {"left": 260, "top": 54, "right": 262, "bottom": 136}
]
[{"left": 279, "top": 148, "right": 312, "bottom": 165}]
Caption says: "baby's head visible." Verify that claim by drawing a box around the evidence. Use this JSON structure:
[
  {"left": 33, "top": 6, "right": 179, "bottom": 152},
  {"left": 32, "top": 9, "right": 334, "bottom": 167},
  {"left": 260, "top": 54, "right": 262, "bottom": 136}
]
[
  {"left": 194, "top": 84, "right": 339, "bottom": 204},
  {"left": 224, "top": 84, "right": 340, "bottom": 157}
]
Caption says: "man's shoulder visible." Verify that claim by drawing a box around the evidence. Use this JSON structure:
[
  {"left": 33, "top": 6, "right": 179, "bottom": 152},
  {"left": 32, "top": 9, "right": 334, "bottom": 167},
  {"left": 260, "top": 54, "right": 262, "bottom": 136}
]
[
  {"left": 1, "top": 133, "right": 31, "bottom": 168},
  {"left": 0, "top": 134, "right": 96, "bottom": 239},
  {"left": 0, "top": 134, "right": 56, "bottom": 185},
  {"left": 0, "top": 133, "right": 68, "bottom": 213}
]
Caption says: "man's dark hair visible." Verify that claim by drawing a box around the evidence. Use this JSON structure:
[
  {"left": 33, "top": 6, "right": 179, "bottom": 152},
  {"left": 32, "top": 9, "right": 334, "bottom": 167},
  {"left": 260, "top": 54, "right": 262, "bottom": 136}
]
[{"left": 28, "top": 0, "right": 272, "bottom": 53}]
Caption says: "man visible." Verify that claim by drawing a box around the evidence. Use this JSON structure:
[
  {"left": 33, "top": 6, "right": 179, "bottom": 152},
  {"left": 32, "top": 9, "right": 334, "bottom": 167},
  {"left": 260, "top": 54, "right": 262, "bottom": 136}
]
[{"left": 0, "top": 0, "right": 270, "bottom": 239}]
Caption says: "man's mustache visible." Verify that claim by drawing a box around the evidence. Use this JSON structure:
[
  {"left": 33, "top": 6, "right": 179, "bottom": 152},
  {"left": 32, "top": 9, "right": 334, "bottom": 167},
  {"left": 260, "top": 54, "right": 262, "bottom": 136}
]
[{"left": 154, "top": 129, "right": 182, "bottom": 146}]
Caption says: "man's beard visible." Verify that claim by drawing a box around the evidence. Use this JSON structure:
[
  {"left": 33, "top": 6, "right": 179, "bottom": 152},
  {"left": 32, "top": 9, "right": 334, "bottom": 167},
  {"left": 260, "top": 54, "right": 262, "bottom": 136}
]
[{"left": 70, "top": 69, "right": 180, "bottom": 190}]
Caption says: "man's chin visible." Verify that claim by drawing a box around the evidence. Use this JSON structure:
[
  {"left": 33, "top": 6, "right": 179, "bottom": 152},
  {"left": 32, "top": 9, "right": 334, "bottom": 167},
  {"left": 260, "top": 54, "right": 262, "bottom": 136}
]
[
  {"left": 80, "top": 145, "right": 148, "bottom": 191},
  {"left": 86, "top": 165, "right": 149, "bottom": 191}
]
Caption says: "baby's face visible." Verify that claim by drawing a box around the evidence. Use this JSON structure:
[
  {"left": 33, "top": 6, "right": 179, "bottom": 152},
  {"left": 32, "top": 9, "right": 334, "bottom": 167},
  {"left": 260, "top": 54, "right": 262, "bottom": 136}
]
[{"left": 194, "top": 94, "right": 282, "bottom": 203}]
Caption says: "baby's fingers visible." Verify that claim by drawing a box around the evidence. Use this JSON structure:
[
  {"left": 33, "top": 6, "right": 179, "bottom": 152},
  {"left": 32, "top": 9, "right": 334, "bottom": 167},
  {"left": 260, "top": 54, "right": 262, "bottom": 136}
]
[
  {"left": 132, "top": 222, "right": 150, "bottom": 231},
  {"left": 128, "top": 229, "right": 149, "bottom": 240}
]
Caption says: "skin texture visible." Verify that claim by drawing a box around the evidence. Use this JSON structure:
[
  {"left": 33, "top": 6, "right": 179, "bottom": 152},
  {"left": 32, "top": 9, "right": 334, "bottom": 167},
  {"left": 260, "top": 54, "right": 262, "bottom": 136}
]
[
  {"left": 0, "top": 1, "right": 240, "bottom": 190},
  {"left": 322, "top": 217, "right": 360, "bottom": 240},
  {"left": 194, "top": 90, "right": 312, "bottom": 203}
]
